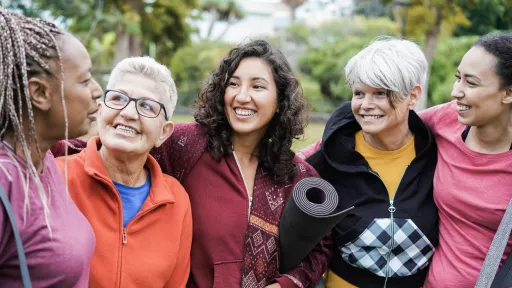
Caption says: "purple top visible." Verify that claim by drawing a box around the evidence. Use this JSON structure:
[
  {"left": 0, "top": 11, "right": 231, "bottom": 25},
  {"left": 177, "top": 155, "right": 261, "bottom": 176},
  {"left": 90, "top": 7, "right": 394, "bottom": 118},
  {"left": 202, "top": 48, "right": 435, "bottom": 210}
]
[{"left": 0, "top": 145, "right": 95, "bottom": 288}]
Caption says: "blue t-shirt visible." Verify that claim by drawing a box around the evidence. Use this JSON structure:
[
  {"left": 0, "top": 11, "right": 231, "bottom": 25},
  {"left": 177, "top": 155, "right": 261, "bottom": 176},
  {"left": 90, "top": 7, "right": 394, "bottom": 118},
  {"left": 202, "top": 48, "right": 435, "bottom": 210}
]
[{"left": 113, "top": 170, "right": 151, "bottom": 227}]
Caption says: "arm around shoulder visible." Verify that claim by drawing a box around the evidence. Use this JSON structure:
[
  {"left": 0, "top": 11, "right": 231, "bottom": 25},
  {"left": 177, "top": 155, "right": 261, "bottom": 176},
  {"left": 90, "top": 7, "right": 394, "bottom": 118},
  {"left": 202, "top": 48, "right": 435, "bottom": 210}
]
[{"left": 418, "top": 100, "right": 455, "bottom": 132}]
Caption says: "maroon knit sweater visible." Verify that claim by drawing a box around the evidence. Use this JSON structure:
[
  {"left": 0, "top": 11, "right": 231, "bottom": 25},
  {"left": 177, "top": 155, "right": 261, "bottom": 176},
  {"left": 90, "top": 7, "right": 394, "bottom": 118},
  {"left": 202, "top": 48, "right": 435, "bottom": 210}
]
[{"left": 52, "top": 122, "right": 332, "bottom": 288}]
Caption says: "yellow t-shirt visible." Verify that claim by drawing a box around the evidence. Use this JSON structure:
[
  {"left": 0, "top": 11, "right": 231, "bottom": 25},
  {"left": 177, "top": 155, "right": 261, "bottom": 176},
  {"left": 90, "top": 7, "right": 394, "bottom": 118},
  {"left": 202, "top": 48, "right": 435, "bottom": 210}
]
[{"left": 325, "top": 130, "right": 416, "bottom": 288}]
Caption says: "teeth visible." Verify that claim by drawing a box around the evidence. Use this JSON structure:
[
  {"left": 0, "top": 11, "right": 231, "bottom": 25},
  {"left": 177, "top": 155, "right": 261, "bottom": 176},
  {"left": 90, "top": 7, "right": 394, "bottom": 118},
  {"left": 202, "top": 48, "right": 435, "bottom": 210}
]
[
  {"left": 457, "top": 105, "right": 471, "bottom": 111},
  {"left": 116, "top": 125, "right": 137, "bottom": 135},
  {"left": 362, "top": 115, "right": 382, "bottom": 119},
  {"left": 235, "top": 108, "right": 256, "bottom": 116}
]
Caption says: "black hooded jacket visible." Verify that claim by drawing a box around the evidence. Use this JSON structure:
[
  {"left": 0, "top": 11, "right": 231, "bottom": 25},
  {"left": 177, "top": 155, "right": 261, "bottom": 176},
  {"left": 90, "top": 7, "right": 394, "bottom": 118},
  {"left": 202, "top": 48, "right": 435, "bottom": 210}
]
[{"left": 307, "top": 102, "right": 438, "bottom": 288}]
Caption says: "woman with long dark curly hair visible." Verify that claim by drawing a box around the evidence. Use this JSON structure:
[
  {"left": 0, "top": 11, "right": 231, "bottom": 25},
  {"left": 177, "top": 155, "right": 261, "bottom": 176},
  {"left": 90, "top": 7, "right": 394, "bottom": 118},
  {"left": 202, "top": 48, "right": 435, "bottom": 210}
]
[
  {"left": 154, "top": 39, "right": 330, "bottom": 288},
  {"left": 52, "top": 39, "right": 331, "bottom": 287}
]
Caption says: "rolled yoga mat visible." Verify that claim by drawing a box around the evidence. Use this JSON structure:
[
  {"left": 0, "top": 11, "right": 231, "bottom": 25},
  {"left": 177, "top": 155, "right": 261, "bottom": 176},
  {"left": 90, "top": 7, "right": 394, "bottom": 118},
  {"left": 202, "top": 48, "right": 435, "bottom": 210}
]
[{"left": 279, "top": 177, "right": 354, "bottom": 273}]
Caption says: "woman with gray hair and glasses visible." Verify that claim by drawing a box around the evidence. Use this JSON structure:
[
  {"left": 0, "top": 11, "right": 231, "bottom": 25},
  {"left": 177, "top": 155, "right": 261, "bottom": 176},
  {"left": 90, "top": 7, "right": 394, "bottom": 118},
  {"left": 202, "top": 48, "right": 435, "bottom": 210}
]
[
  {"left": 305, "top": 38, "right": 438, "bottom": 287},
  {"left": 54, "top": 56, "right": 193, "bottom": 287}
]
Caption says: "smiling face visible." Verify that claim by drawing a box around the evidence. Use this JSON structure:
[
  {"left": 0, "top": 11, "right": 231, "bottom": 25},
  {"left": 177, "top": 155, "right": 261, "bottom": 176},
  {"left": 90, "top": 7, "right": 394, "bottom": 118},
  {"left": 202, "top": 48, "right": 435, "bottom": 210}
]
[
  {"left": 224, "top": 57, "right": 279, "bottom": 141},
  {"left": 452, "top": 46, "right": 510, "bottom": 126},
  {"left": 98, "top": 74, "right": 174, "bottom": 155},
  {"left": 351, "top": 83, "right": 417, "bottom": 136}
]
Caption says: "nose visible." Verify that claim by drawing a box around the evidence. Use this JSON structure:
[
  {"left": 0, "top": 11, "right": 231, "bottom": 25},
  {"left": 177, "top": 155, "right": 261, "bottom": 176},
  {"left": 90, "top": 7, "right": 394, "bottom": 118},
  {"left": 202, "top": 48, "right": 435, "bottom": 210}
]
[
  {"left": 119, "top": 100, "right": 139, "bottom": 119},
  {"left": 451, "top": 81, "right": 464, "bottom": 100},
  {"left": 235, "top": 85, "right": 251, "bottom": 103},
  {"left": 91, "top": 78, "right": 103, "bottom": 101},
  {"left": 361, "top": 94, "right": 374, "bottom": 110}
]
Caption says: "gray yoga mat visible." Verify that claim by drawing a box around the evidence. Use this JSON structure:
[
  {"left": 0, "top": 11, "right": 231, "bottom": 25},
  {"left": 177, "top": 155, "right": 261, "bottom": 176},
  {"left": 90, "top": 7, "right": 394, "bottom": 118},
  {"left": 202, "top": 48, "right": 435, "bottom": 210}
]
[{"left": 279, "top": 177, "right": 354, "bottom": 273}]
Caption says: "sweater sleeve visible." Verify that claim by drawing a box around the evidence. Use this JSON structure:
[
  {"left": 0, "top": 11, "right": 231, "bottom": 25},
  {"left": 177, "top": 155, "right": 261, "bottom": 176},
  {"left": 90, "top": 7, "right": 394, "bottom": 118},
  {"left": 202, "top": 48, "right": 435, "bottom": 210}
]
[
  {"left": 50, "top": 139, "right": 87, "bottom": 157},
  {"left": 418, "top": 101, "right": 454, "bottom": 134},
  {"left": 164, "top": 202, "right": 193, "bottom": 288},
  {"left": 296, "top": 140, "right": 322, "bottom": 160},
  {"left": 150, "top": 122, "right": 208, "bottom": 181},
  {"left": 275, "top": 160, "right": 332, "bottom": 288}
]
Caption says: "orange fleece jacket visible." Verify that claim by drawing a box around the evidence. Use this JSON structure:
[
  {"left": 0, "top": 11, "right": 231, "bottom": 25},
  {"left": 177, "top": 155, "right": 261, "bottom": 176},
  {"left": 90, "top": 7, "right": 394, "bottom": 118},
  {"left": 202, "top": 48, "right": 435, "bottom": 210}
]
[{"left": 56, "top": 137, "right": 192, "bottom": 288}]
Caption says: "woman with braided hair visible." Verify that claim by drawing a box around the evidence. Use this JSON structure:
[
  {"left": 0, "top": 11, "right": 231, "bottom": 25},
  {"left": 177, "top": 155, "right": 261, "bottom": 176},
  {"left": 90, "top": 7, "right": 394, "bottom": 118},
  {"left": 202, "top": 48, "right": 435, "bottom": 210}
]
[{"left": 0, "top": 9, "right": 102, "bottom": 287}]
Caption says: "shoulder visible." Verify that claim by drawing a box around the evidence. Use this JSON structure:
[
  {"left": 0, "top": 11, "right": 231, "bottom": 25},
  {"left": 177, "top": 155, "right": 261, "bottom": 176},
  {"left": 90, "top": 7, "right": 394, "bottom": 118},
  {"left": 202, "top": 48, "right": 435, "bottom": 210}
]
[
  {"left": 55, "top": 149, "right": 86, "bottom": 171},
  {"left": 418, "top": 101, "right": 458, "bottom": 131},
  {"left": 172, "top": 122, "right": 205, "bottom": 142},
  {"left": 0, "top": 149, "right": 25, "bottom": 191},
  {"left": 152, "top": 122, "right": 208, "bottom": 178},
  {"left": 54, "top": 150, "right": 90, "bottom": 191}
]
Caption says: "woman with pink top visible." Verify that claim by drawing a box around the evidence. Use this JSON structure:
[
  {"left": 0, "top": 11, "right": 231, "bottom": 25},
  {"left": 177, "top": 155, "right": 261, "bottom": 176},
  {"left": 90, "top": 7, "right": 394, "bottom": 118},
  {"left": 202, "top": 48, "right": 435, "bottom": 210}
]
[
  {"left": 0, "top": 9, "right": 102, "bottom": 287},
  {"left": 420, "top": 33, "right": 512, "bottom": 287}
]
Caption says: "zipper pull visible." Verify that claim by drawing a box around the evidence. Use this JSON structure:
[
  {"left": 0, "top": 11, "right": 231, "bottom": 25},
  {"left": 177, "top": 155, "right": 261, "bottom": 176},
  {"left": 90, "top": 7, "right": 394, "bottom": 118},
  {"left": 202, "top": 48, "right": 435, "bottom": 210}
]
[
  {"left": 388, "top": 200, "right": 396, "bottom": 213},
  {"left": 122, "top": 228, "right": 127, "bottom": 244}
]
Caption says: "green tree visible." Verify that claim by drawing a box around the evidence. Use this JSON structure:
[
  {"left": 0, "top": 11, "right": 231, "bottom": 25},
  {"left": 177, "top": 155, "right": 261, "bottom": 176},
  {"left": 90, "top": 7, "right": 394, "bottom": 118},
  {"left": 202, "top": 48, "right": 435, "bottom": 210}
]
[
  {"left": 3, "top": 0, "right": 42, "bottom": 17},
  {"left": 355, "top": 0, "right": 389, "bottom": 17},
  {"left": 298, "top": 17, "right": 400, "bottom": 107},
  {"left": 170, "top": 41, "right": 232, "bottom": 107},
  {"left": 35, "top": 0, "right": 198, "bottom": 65},
  {"left": 455, "top": 0, "right": 512, "bottom": 36}
]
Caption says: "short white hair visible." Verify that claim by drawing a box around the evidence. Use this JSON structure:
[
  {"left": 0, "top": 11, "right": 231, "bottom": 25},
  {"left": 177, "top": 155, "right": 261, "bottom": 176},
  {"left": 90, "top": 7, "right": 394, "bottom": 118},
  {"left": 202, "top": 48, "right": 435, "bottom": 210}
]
[
  {"left": 107, "top": 56, "right": 177, "bottom": 118},
  {"left": 345, "top": 37, "right": 428, "bottom": 103}
]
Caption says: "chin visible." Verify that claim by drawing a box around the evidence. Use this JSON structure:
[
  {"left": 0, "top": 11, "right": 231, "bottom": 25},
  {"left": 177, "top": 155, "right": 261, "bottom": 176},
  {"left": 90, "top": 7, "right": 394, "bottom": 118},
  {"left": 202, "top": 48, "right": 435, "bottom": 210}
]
[
  {"left": 101, "top": 137, "right": 137, "bottom": 151},
  {"left": 360, "top": 125, "right": 385, "bottom": 135},
  {"left": 457, "top": 115, "right": 472, "bottom": 126}
]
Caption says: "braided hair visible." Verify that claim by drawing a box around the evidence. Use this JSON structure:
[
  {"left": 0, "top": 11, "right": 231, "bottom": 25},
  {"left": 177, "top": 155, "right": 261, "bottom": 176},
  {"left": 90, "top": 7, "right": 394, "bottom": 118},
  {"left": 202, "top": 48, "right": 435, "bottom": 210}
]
[{"left": 0, "top": 8, "right": 68, "bottom": 235}]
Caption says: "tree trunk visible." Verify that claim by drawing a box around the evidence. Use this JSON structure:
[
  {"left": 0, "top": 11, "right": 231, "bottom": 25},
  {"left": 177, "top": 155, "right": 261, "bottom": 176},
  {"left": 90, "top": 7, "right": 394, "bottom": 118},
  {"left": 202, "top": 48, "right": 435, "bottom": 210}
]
[
  {"left": 416, "top": 7, "right": 442, "bottom": 111},
  {"left": 215, "top": 10, "right": 237, "bottom": 41},
  {"left": 113, "top": 0, "right": 143, "bottom": 65},
  {"left": 113, "top": 29, "right": 143, "bottom": 65},
  {"left": 290, "top": 7, "right": 296, "bottom": 23},
  {"left": 206, "top": 10, "right": 219, "bottom": 40}
]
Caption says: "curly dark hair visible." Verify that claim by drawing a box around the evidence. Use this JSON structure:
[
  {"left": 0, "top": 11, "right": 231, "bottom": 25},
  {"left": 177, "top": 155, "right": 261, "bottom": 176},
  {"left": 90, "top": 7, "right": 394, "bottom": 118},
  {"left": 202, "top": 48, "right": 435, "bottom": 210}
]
[{"left": 194, "top": 39, "right": 309, "bottom": 181}]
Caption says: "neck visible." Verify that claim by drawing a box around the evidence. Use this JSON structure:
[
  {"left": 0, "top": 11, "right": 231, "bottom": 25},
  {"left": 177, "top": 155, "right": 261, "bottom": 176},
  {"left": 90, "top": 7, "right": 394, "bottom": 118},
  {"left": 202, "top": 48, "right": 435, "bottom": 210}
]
[
  {"left": 2, "top": 129, "right": 56, "bottom": 172},
  {"left": 468, "top": 110, "right": 512, "bottom": 153},
  {"left": 231, "top": 133, "right": 261, "bottom": 162},
  {"left": 363, "top": 121, "right": 412, "bottom": 151},
  {"left": 99, "top": 147, "right": 148, "bottom": 186}
]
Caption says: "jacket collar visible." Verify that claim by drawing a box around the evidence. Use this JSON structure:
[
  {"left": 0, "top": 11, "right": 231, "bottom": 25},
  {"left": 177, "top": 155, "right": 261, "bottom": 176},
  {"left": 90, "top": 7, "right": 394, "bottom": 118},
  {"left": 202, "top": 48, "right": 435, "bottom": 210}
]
[
  {"left": 321, "top": 102, "right": 435, "bottom": 173},
  {"left": 83, "top": 136, "right": 175, "bottom": 206}
]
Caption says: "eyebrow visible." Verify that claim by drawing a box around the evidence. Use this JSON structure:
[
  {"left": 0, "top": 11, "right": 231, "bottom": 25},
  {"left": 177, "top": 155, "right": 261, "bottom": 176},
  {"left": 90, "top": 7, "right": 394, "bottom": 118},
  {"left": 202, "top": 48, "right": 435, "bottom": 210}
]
[
  {"left": 80, "top": 66, "right": 92, "bottom": 76},
  {"left": 230, "top": 75, "right": 270, "bottom": 84},
  {"left": 457, "top": 70, "right": 482, "bottom": 81},
  {"left": 114, "top": 89, "right": 129, "bottom": 95}
]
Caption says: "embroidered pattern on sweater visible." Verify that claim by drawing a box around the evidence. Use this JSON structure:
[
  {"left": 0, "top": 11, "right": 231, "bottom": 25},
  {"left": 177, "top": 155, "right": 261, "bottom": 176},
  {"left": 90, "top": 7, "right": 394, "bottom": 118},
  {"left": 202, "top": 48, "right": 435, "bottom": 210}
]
[
  {"left": 265, "top": 188, "right": 284, "bottom": 211},
  {"left": 178, "top": 136, "right": 187, "bottom": 146},
  {"left": 242, "top": 271, "right": 266, "bottom": 288},
  {"left": 250, "top": 215, "right": 279, "bottom": 235}
]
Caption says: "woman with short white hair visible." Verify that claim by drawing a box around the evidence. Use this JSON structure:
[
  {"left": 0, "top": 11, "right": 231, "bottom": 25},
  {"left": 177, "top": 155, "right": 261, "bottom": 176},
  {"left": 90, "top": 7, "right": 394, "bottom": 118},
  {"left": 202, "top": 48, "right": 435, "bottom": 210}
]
[
  {"left": 55, "top": 56, "right": 193, "bottom": 288},
  {"left": 307, "top": 38, "right": 438, "bottom": 287}
]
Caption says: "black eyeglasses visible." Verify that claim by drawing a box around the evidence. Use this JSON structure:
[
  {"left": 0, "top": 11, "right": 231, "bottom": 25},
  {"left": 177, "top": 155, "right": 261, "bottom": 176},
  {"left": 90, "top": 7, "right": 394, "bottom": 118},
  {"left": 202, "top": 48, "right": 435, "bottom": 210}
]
[{"left": 103, "top": 90, "right": 168, "bottom": 120}]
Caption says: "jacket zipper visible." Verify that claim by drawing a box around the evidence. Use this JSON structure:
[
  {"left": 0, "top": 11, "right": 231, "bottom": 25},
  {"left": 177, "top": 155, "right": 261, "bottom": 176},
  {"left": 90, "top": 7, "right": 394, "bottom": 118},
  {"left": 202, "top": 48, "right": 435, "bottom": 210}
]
[
  {"left": 369, "top": 166, "right": 408, "bottom": 288},
  {"left": 233, "top": 150, "right": 252, "bottom": 221},
  {"left": 117, "top": 201, "right": 169, "bottom": 288},
  {"left": 232, "top": 151, "right": 253, "bottom": 286}
]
